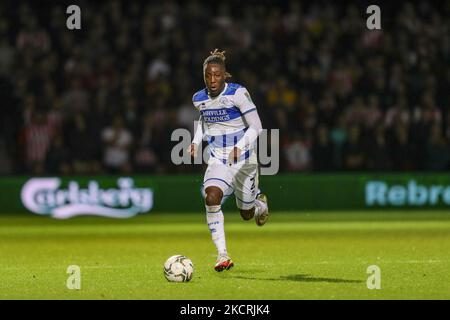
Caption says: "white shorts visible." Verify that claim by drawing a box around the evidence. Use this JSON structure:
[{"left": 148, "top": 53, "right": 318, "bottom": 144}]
[{"left": 202, "top": 155, "right": 259, "bottom": 210}]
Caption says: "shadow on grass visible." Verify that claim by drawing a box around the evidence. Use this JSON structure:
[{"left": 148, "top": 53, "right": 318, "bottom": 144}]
[{"left": 229, "top": 274, "right": 363, "bottom": 284}]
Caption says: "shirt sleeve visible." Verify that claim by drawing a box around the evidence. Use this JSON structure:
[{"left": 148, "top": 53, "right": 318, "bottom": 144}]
[
  {"left": 191, "top": 116, "right": 203, "bottom": 145},
  {"left": 191, "top": 93, "right": 203, "bottom": 144},
  {"left": 234, "top": 108, "right": 263, "bottom": 150},
  {"left": 102, "top": 128, "right": 111, "bottom": 142},
  {"left": 192, "top": 94, "right": 201, "bottom": 111},
  {"left": 234, "top": 87, "right": 257, "bottom": 115}
]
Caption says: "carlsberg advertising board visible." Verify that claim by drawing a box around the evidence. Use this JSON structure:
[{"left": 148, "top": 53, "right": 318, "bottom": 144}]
[{"left": 20, "top": 177, "right": 153, "bottom": 219}]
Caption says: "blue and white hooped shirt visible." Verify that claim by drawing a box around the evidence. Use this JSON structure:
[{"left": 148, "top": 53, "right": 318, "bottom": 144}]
[{"left": 192, "top": 82, "right": 258, "bottom": 163}]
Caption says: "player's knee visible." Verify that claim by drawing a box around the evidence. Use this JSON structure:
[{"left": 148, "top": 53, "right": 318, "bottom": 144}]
[
  {"left": 240, "top": 208, "right": 254, "bottom": 221},
  {"left": 205, "top": 187, "right": 223, "bottom": 206}
]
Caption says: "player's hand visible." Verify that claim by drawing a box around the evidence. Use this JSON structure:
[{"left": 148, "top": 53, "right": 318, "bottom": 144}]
[
  {"left": 187, "top": 143, "right": 198, "bottom": 157},
  {"left": 228, "top": 147, "right": 242, "bottom": 164}
]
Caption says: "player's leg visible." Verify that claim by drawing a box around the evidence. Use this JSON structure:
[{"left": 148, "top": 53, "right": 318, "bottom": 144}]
[
  {"left": 203, "top": 163, "right": 234, "bottom": 271},
  {"left": 254, "top": 192, "right": 269, "bottom": 226},
  {"left": 235, "top": 164, "right": 269, "bottom": 226},
  {"left": 204, "top": 185, "right": 226, "bottom": 256}
]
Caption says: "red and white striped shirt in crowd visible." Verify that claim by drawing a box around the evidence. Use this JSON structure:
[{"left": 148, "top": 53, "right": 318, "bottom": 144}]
[{"left": 24, "top": 123, "right": 52, "bottom": 164}]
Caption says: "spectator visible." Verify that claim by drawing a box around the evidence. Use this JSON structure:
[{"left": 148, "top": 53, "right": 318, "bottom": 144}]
[
  {"left": 364, "top": 95, "right": 383, "bottom": 129},
  {"left": 101, "top": 116, "right": 133, "bottom": 173},
  {"left": 61, "top": 78, "right": 90, "bottom": 116},
  {"left": 147, "top": 53, "right": 171, "bottom": 81},
  {"left": 384, "top": 96, "right": 410, "bottom": 128},
  {"left": 134, "top": 112, "right": 159, "bottom": 173},
  {"left": 425, "top": 124, "right": 450, "bottom": 171},
  {"left": 16, "top": 15, "right": 51, "bottom": 54},
  {"left": 21, "top": 112, "right": 52, "bottom": 174},
  {"left": 312, "top": 124, "right": 334, "bottom": 171},
  {"left": 330, "top": 115, "right": 348, "bottom": 170},
  {"left": 0, "top": 36, "right": 14, "bottom": 76},
  {"left": 284, "top": 132, "right": 312, "bottom": 171},
  {"left": 342, "top": 125, "right": 365, "bottom": 171},
  {"left": 390, "top": 124, "right": 417, "bottom": 171},
  {"left": 365, "top": 124, "right": 391, "bottom": 171},
  {"left": 176, "top": 98, "right": 199, "bottom": 135},
  {"left": 46, "top": 134, "right": 71, "bottom": 174},
  {"left": 67, "top": 113, "right": 102, "bottom": 174}
]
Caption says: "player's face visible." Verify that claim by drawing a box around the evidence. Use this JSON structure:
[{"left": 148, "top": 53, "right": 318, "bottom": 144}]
[{"left": 204, "top": 63, "right": 226, "bottom": 97}]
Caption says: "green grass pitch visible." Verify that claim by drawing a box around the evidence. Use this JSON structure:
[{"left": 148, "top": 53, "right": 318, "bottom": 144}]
[{"left": 0, "top": 211, "right": 450, "bottom": 299}]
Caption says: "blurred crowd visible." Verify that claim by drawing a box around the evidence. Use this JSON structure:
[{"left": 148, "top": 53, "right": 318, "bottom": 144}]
[{"left": 0, "top": 0, "right": 449, "bottom": 175}]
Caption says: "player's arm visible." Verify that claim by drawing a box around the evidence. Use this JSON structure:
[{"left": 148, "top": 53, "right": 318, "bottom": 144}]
[
  {"left": 187, "top": 115, "right": 203, "bottom": 157},
  {"left": 229, "top": 110, "right": 262, "bottom": 162},
  {"left": 229, "top": 88, "right": 263, "bottom": 162}
]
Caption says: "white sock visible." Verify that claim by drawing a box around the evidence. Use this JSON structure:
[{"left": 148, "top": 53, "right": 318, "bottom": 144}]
[
  {"left": 254, "top": 199, "right": 267, "bottom": 216},
  {"left": 206, "top": 210, "right": 227, "bottom": 256}
]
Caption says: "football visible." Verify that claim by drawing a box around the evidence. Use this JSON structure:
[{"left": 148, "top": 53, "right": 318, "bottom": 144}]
[{"left": 163, "top": 255, "right": 194, "bottom": 282}]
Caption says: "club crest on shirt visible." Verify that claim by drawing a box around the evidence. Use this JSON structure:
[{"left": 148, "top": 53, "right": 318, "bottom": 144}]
[{"left": 219, "top": 97, "right": 229, "bottom": 105}]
